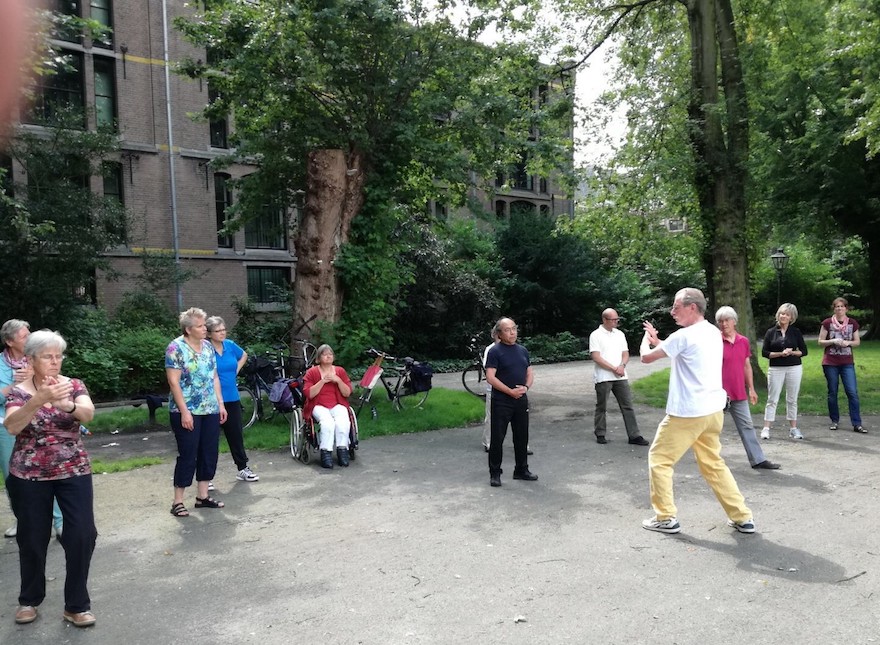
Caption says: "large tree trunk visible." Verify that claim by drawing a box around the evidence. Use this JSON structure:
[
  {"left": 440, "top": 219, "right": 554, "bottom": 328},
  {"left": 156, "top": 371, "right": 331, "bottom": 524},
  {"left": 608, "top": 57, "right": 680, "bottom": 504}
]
[
  {"left": 686, "top": 0, "right": 762, "bottom": 380},
  {"left": 864, "top": 237, "right": 879, "bottom": 340},
  {"left": 292, "top": 148, "right": 365, "bottom": 340}
]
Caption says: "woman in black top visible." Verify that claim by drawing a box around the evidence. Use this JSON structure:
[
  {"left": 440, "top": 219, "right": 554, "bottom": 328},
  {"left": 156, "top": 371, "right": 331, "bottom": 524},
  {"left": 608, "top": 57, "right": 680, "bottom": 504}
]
[{"left": 760, "top": 303, "right": 808, "bottom": 440}]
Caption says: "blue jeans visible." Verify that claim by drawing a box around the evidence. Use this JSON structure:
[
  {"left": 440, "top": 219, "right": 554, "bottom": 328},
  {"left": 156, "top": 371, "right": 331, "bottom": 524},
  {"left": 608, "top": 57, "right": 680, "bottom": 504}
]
[
  {"left": 823, "top": 364, "right": 861, "bottom": 426},
  {"left": 170, "top": 413, "right": 221, "bottom": 488}
]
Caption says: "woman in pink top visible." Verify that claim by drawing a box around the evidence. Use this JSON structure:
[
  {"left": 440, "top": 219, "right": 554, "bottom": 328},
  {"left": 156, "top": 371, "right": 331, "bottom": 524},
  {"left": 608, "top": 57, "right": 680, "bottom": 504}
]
[{"left": 818, "top": 297, "right": 863, "bottom": 433}]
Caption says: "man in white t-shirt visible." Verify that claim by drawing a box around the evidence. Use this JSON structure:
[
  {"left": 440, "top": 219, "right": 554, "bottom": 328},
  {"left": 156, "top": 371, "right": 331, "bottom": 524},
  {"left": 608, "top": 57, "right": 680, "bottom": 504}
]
[
  {"left": 639, "top": 288, "right": 754, "bottom": 535},
  {"left": 588, "top": 308, "right": 647, "bottom": 446}
]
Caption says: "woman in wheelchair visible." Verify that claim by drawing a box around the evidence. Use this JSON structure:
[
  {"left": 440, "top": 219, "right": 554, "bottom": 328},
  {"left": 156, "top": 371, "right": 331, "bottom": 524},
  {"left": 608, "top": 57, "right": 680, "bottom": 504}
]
[{"left": 303, "top": 345, "right": 353, "bottom": 468}]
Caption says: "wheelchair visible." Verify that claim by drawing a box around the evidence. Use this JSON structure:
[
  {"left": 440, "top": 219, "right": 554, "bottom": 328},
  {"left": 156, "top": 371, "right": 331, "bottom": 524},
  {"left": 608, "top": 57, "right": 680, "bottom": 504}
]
[{"left": 290, "top": 405, "right": 359, "bottom": 465}]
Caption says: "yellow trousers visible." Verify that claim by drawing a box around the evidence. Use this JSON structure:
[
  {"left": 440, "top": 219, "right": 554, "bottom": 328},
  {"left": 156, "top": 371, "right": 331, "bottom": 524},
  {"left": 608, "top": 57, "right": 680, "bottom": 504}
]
[{"left": 648, "top": 411, "right": 752, "bottom": 523}]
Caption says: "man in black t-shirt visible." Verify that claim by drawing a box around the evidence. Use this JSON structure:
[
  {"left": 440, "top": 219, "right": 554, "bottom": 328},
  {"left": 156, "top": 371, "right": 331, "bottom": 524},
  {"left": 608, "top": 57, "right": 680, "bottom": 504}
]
[{"left": 485, "top": 318, "right": 537, "bottom": 487}]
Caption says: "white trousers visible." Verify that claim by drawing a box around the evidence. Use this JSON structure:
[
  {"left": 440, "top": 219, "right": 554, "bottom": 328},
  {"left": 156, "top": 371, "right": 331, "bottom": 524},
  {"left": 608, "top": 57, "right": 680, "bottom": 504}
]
[
  {"left": 313, "top": 404, "right": 351, "bottom": 451},
  {"left": 764, "top": 365, "right": 802, "bottom": 423}
]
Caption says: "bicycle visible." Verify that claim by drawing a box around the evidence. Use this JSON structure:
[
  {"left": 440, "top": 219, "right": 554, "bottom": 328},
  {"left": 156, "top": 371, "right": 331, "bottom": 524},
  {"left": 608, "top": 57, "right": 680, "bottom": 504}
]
[
  {"left": 238, "top": 345, "right": 292, "bottom": 430},
  {"left": 461, "top": 335, "right": 488, "bottom": 398},
  {"left": 353, "top": 348, "right": 432, "bottom": 418}
]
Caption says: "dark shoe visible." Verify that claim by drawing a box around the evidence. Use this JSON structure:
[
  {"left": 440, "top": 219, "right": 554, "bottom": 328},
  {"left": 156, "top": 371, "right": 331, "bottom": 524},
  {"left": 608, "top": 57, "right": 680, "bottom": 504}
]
[
  {"left": 483, "top": 445, "right": 489, "bottom": 452},
  {"left": 15, "top": 605, "right": 37, "bottom": 624},
  {"left": 320, "top": 450, "right": 334, "bottom": 469},
  {"left": 853, "top": 425, "right": 867, "bottom": 434},
  {"left": 527, "top": 447, "right": 534, "bottom": 455},
  {"left": 513, "top": 470, "right": 538, "bottom": 481},
  {"left": 596, "top": 436, "right": 607, "bottom": 444},
  {"left": 628, "top": 436, "right": 650, "bottom": 446},
  {"left": 752, "top": 460, "right": 781, "bottom": 470},
  {"left": 490, "top": 473, "right": 501, "bottom": 487},
  {"left": 337, "top": 447, "right": 350, "bottom": 467}
]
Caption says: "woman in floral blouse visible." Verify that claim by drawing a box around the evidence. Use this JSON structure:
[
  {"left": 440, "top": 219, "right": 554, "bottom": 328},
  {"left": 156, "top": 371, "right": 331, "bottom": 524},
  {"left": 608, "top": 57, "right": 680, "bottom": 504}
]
[
  {"left": 166, "top": 307, "right": 227, "bottom": 517},
  {"left": 4, "top": 329, "right": 97, "bottom": 627}
]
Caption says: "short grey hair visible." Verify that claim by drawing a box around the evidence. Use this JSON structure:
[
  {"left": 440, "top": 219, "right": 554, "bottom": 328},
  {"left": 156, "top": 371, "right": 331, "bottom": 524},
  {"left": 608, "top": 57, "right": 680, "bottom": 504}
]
[
  {"left": 179, "top": 307, "right": 207, "bottom": 333},
  {"left": 315, "top": 344, "right": 334, "bottom": 364},
  {"left": 205, "top": 316, "right": 225, "bottom": 332},
  {"left": 674, "top": 288, "right": 707, "bottom": 314},
  {"left": 1, "top": 319, "right": 30, "bottom": 346},
  {"left": 776, "top": 302, "right": 798, "bottom": 324},
  {"left": 24, "top": 329, "right": 67, "bottom": 359},
  {"left": 714, "top": 306, "right": 738, "bottom": 324}
]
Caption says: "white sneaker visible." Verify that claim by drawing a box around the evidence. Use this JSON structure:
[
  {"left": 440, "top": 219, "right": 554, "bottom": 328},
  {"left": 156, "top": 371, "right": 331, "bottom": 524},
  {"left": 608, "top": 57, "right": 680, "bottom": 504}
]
[
  {"left": 4, "top": 525, "right": 16, "bottom": 538},
  {"left": 790, "top": 427, "right": 804, "bottom": 440},
  {"left": 236, "top": 467, "right": 259, "bottom": 482},
  {"left": 642, "top": 516, "right": 681, "bottom": 534},
  {"left": 207, "top": 481, "right": 215, "bottom": 491},
  {"left": 727, "top": 518, "right": 756, "bottom": 534},
  {"left": 760, "top": 427, "right": 770, "bottom": 440}
]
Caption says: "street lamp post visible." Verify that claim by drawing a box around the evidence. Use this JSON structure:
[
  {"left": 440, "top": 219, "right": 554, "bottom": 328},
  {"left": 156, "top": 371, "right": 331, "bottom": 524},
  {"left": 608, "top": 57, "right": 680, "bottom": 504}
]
[{"left": 770, "top": 247, "right": 789, "bottom": 306}]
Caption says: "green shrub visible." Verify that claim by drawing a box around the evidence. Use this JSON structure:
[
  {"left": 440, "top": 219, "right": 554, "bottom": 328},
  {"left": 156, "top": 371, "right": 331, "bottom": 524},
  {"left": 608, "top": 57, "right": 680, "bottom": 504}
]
[
  {"left": 113, "top": 291, "right": 177, "bottom": 333},
  {"left": 64, "top": 346, "right": 122, "bottom": 401},
  {"left": 113, "top": 327, "right": 172, "bottom": 395},
  {"left": 521, "top": 331, "right": 588, "bottom": 363}
]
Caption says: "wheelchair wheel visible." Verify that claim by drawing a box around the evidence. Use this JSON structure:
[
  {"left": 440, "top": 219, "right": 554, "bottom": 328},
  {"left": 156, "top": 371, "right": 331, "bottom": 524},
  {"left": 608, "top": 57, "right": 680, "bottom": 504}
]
[
  {"left": 289, "top": 407, "right": 304, "bottom": 460},
  {"left": 348, "top": 408, "right": 359, "bottom": 460}
]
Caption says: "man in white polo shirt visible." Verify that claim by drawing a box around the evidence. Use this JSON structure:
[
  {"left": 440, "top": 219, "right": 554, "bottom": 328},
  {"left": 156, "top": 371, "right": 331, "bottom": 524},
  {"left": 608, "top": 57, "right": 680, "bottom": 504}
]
[
  {"left": 588, "top": 308, "right": 647, "bottom": 446},
  {"left": 639, "top": 288, "right": 755, "bottom": 535}
]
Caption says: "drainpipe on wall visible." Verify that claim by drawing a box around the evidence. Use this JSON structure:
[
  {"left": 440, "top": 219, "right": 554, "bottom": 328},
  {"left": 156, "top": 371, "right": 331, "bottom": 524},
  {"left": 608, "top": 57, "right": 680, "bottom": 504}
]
[{"left": 161, "top": 0, "right": 183, "bottom": 310}]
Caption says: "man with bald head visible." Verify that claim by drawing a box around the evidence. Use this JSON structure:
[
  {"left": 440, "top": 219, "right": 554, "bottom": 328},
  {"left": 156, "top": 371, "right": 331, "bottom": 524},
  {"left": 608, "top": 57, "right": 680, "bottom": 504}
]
[{"left": 588, "top": 308, "right": 647, "bottom": 446}]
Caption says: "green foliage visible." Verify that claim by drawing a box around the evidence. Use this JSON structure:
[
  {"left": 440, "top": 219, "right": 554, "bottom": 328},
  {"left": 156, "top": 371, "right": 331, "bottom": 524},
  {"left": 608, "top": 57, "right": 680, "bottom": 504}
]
[
  {"left": 113, "top": 327, "right": 172, "bottom": 395},
  {"left": 1, "top": 109, "right": 128, "bottom": 329},
  {"left": 521, "top": 331, "right": 589, "bottom": 363},
  {"left": 230, "top": 295, "right": 292, "bottom": 351},
  {"left": 62, "top": 307, "right": 122, "bottom": 401},
  {"left": 90, "top": 457, "right": 164, "bottom": 475},
  {"left": 495, "top": 208, "right": 617, "bottom": 337},
  {"left": 113, "top": 291, "right": 177, "bottom": 334},
  {"left": 392, "top": 218, "right": 503, "bottom": 359}
]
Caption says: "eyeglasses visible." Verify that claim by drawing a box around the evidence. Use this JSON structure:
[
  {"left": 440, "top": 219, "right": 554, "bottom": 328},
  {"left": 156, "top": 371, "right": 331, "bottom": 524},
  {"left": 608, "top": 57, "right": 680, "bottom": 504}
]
[
  {"left": 604, "top": 317, "right": 620, "bottom": 322},
  {"left": 500, "top": 326, "right": 518, "bottom": 332},
  {"left": 209, "top": 328, "right": 227, "bottom": 333},
  {"left": 37, "top": 354, "right": 65, "bottom": 362}
]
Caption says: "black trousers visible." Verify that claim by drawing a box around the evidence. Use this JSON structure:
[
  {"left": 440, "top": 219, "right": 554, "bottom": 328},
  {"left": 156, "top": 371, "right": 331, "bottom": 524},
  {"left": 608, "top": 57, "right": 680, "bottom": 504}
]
[
  {"left": 7, "top": 473, "right": 97, "bottom": 613},
  {"left": 488, "top": 395, "right": 529, "bottom": 476},
  {"left": 220, "top": 400, "right": 249, "bottom": 471}
]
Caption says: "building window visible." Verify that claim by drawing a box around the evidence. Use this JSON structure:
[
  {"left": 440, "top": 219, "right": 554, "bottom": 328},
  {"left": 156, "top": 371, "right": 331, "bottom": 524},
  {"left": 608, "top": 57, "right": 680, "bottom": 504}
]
[
  {"left": 433, "top": 200, "right": 447, "bottom": 220},
  {"left": 53, "top": 0, "right": 82, "bottom": 42},
  {"left": 539, "top": 177, "right": 548, "bottom": 194},
  {"left": 27, "top": 51, "right": 85, "bottom": 125},
  {"left": 247, "top": 266, "right": 289, "bottom": 303},
  {"left": 89, "top": 0, "right": 113, "bottom": 48},
  {"left": 511, "top": 153, "right": 533, "bottom": 191},
  {"left": 94, "top": 57, "right": 116, "bottom": 130},
  {"left": 495, "top": 200, "right": 506, "bottom": 220},
  {"left": 214, "top": 173, "right": 233, "bottom": 248},
  {"left": 208, "top": 86, "right": 229, "bottom": 148},
  {"left": 245, "top": 206, "right": 287, "bottom": 249},
  {"left": 102, "top": 161, "right": 123, "bottom": 204}
]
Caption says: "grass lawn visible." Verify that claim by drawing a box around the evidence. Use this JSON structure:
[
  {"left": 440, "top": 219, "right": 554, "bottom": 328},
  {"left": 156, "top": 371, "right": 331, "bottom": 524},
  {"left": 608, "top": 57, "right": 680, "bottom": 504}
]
[{"left": 632, "top": 339, "right": 879, "bottom": 416}]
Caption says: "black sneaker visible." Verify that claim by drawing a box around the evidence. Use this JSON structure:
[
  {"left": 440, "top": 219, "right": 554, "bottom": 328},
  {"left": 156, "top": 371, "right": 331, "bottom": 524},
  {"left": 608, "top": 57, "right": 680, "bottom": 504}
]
[
  {"left": 490, "top": 474, "right": 501, "bottom": 487},
  {"left": 752, "top": 460, "right": 781, "bottom": 470},
  {"left": 512, "top": 470, "right": 538, "bottom": 481},
  {"left": 628, "top": 436, "right": 650, "bottom": 446},
  {"left": 596, "top": 436, "right": 607, "bottom": 444}
]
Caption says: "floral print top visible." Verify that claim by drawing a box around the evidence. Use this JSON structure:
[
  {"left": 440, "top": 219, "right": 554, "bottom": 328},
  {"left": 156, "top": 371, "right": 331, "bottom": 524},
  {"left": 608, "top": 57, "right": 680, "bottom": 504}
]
[
  {"left": 6, "top": 379, "right": 92, "bottom": 480},
  {"left": 165, "top": 337, "right": 220, "bottom": 415}
]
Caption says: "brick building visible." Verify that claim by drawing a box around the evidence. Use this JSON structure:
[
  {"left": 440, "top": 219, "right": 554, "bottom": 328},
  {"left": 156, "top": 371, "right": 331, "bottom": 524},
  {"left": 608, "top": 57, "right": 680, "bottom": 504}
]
[{"left": 9, "top": 1, "right": 573, "bottom": 326}]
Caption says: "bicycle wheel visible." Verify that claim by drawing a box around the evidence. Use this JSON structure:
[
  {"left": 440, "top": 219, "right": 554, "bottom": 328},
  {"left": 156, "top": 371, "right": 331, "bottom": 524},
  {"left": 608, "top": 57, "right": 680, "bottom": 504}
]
[
  {"left": 348, "top": 408, "right": 359, "bottom": 460},
  {"left": 461, "top": 363, "right": 486, "bottom": 398},
  {"left": 394, "top": 378, "right": 429, "bottom": 411},
  {"left": 289, "top": 407, "right": 304, "bottom": 460},
  {"left": 238, "top": 385, "right": 258, "bottom": 430}
]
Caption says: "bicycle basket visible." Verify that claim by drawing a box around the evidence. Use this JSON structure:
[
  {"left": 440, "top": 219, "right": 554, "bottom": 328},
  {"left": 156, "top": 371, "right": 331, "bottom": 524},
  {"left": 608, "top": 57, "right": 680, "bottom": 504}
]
[{"left": 409, "top": 361, "right": 433, "bottom": 393}]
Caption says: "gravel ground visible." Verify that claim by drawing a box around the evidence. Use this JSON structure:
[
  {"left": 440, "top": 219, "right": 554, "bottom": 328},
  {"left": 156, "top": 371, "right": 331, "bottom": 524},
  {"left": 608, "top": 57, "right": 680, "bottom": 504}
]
[{"left": 2, "top": 360, "right": 878, "bottom": 644}]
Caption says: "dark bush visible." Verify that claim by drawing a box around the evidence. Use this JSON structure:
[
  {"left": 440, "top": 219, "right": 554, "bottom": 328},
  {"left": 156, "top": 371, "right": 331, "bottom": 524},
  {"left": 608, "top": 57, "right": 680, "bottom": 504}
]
[
  {"left": 521, "top": 331, "right": 589, "bottom": 364},
  {"left": 113, "top": 327, "right": 173, "bottom": 395}
]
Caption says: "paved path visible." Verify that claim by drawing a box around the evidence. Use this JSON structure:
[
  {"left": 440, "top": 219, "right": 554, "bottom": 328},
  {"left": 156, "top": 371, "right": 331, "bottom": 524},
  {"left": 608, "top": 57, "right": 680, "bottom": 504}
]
[{"left": 2, "top": 361, "right": 878, "bottom": 644}]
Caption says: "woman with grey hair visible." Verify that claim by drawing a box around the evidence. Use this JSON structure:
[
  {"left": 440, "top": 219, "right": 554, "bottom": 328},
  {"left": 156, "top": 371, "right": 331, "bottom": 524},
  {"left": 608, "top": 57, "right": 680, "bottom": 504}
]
[
  {"left": 4, "top": 329, "right": 98, "bottom": 627},
  {"left": 715, "top": 307, "right": 780, "bottom": 469},
  {"left": 206, "top": 315, "right": 258, "bottom": 482},
  {"left": 165, "top": 307, "right": 227, "bottom": 516},
  {"left": 760, "top": 303, "right": 808, "bottom": 440},
  {"left": 303, "top": 344, "right": 353, "bottom": 468},
  {"left": 1, "top": 319, "right": 63, "bottom": 539}
]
